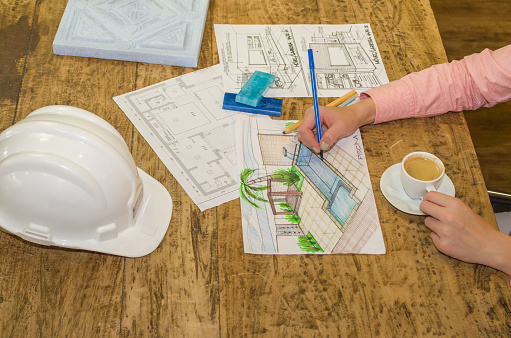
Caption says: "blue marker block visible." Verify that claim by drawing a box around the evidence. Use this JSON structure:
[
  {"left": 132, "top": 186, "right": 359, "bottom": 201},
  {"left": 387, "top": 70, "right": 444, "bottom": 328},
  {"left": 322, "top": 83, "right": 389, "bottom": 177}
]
[
  {"left": 223, "top": 92, "right": 282, "bottom": 117},
  {"left": 235, "top": 71, "right": 276, "bottom": 107}
]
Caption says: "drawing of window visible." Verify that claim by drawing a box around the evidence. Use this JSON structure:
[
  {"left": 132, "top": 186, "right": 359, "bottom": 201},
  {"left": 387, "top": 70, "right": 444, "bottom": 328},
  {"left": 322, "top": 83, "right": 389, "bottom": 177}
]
[
  {"left": 309, "top": 43, "right": 356, "bottom": 72},
  {"left": 347, "top": 46, "right": 375, "bottom": 70},
  {"left": 253, "top": 36, "right": 262, "bottom": 49},
  {"left": 328, "top": 46, "right": 350, "bottom": 66},
  {"left": 248, "top": 50, "right": 267, "bottom": 65}
]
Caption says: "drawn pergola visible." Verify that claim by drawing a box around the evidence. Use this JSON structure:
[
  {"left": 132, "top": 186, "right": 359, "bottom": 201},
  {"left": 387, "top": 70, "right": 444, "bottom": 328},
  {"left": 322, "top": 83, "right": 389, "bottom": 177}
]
[{"left": 266, "top": 177, "right": 302, "bottom": 215}]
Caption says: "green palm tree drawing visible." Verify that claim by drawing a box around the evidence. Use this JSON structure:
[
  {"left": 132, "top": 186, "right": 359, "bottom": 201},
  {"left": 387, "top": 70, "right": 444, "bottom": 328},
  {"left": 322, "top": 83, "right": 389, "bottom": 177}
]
[{"left": 239, "top": 168, "right": 269, "bottom": 209}]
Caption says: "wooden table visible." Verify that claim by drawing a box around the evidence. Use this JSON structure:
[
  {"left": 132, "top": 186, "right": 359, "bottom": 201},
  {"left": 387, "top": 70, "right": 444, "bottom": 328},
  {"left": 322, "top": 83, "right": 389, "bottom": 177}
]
[{"left": 1, "top": 0, "right": 510, "bottom": 336}]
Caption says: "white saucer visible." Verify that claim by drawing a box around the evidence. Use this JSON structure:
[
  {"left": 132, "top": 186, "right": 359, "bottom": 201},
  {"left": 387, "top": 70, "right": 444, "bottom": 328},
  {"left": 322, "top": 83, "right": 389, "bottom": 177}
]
[{"left": 379, "top": 163, "right": 455, "bottom": 215}]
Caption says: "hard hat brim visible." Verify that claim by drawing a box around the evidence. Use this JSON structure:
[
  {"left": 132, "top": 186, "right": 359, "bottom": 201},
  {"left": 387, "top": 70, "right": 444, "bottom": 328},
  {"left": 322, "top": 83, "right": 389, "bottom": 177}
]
[
  {"left": 38, "top": 168, "right": 172, "bottom": 257},
  {"left": 0, "top": 168, "right": 173, "bottom": 257},
  {"left": 74, "top": 168, "right": 173, "bottom": 257}
]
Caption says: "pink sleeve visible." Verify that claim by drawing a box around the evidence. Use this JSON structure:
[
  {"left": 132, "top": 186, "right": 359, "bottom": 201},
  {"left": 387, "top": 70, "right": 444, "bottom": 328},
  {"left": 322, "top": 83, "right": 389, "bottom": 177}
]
[{"left": 360, "top": 44, "right": 511, "bottom": 124}]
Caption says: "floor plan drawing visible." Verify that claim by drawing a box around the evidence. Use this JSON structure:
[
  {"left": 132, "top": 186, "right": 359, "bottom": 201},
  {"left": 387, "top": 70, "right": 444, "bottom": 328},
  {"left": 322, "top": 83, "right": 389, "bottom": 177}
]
[
  {"left": 215, "top": 24, "right": 389, "bottom": 97},
  {"left": 236, "top": 116, "right": 385, "bottom": 254},
  {"left": 114, "top": 65, "right": 269, "bottom": 211}
]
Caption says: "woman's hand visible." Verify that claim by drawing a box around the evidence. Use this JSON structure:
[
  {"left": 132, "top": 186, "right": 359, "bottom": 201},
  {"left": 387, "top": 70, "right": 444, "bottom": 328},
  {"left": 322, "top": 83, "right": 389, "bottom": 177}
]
[
  {"left": 297, "top": 97, "right": 376, "bottom": 153},
  {"left": 421, "top": 191, "right": 511, "bottom": 277}
]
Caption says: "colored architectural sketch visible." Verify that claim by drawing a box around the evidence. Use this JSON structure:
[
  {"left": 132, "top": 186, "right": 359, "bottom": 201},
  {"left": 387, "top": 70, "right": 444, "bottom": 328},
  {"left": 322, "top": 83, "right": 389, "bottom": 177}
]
[
  {"left": 114, "top": 65, "right": 269, "bottom": 211},
  {"left": 237, "top": 116, "right": 385, "bottom": 254},
  {"left": 215, "top": 24, "right": 388, "bottom": 97}
]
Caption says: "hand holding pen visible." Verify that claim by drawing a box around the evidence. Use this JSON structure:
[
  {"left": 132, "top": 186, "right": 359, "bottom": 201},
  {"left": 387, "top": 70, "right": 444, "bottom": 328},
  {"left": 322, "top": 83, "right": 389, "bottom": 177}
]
[
  {"left": 283, "top": 90, "right": 357, "bottom": 134},
  {"left": 295, "top": 50, "right": 376, "bottom": 154},
  {"left": 297, "top": 96, "right": 376, "bottom": 153}
]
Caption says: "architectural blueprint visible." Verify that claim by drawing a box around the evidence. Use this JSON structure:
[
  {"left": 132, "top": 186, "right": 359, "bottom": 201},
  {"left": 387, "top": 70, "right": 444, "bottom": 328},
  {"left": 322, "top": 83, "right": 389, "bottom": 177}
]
[
  {"left": 114, "top": 65, "right": 268, "bottom": 211},
  {"left": 215, "top": 24, "right": 388, "bottom": 97},
  {"left": 237, "top": 116, "right": 385, "bottom": 254}
]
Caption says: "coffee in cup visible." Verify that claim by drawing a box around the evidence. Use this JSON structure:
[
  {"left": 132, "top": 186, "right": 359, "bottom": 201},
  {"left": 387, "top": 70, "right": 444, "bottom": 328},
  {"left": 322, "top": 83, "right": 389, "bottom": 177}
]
[
  {"left": 400, "top": 152, "right": 445, "bottom": 199},
  {"left": 404, "top": 155, "right": 443, "bottom": 181}
]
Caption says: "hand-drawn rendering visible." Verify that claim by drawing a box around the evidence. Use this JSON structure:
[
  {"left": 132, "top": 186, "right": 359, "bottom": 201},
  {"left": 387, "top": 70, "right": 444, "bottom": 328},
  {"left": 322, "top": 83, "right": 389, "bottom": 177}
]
[
  {"left": 215, "top": 24, "right": 389, "bottom": 97},
  {"left": 237, "top": 116, "right": 385, "bottom": 254},
  {"left": 114, "top": 65, "right": 269, "bottom": 211}
]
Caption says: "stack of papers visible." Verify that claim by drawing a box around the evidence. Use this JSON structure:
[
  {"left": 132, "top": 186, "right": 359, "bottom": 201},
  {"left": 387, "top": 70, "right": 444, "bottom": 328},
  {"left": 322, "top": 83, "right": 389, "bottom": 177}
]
[{"left": 115, "top": 24, "right": 389, "bottom": 254}]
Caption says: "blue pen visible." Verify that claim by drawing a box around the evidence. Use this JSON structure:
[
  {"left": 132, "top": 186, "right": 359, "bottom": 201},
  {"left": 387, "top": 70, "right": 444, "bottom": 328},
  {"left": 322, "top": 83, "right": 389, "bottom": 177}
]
[{"left": 307, "top": 48, "right": 323, "bottom": 160}]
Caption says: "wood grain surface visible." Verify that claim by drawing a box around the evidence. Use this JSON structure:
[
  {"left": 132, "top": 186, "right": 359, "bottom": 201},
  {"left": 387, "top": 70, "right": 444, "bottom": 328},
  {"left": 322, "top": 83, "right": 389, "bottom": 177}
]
[
  {"left": 430, "top": 0, "right": 511, "bottom": 194},
  {"left": 0, "top": 0, "right": 510, "bottom": 336}
]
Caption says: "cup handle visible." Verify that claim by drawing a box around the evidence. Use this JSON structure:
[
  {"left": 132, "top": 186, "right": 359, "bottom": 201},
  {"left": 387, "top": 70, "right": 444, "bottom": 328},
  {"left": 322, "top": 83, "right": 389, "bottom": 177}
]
[
  {"left": 419, "top": 186, "right": 437, "bottom": 201},
  {"left": 426, "top": 185, "right": 437, "bottom": 192}
]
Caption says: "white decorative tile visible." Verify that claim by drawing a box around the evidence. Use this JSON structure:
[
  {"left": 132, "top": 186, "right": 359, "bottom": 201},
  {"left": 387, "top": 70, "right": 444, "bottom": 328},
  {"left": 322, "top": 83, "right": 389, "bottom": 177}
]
[{"left": 53, "top": 0, "right": 210, "bottom": 67}]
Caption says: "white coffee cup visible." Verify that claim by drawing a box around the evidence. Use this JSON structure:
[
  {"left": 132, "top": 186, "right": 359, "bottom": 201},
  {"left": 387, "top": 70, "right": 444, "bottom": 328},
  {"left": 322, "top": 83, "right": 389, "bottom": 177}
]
[{"left": 400, "top": 151, "right": 445, "bottom": 199}]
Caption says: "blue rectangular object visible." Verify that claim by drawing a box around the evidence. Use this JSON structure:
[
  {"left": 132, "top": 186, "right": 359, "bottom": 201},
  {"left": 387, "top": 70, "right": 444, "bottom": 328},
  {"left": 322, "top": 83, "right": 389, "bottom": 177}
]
[
  {"left": 223, "top": 92, "right": 282, "bottom": 117},
  {"left": 235, "top": 71, "right": 276, "bottom": 107}
]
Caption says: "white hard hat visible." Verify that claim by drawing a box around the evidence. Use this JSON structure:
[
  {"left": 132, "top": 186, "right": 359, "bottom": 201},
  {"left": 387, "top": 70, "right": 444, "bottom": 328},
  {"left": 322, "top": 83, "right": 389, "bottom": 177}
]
[{"left": 0, "top": 105, "right": 173, "bottom": 257}]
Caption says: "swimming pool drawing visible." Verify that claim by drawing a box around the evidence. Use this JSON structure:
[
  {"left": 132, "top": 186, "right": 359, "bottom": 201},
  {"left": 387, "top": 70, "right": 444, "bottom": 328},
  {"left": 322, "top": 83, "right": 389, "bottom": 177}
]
[{"left": 296, "top": 145, "right": 359, "bottom": 227}]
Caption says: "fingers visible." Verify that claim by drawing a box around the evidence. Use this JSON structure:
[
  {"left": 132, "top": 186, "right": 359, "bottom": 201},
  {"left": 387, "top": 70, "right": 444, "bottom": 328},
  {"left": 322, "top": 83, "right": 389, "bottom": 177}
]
[
  {"left": 421, "top": 194, "right": 504, "bottom": 266},
  {"left": 422, "top": 191, "right": 454, "bottom": 207},
  {"left": 420, "top": 196, "right": 446, "bottom": 221},
  {"left": 319, "top": 116, "right": 353, "bottom": 151},
  {"left": 428, "top": 230, "right": 452, "bottom": 256},
  {"left": 429, "top": 230, "right": 441, "bottom": 246},
  {"left": 320, "top": 127, "right": 342, "bottom": 151},
  {"left": 424, "top": 216, "right": 451, "bottom": 256},
  {"left": 298, "top": 106, "right": 352, "bottom": 152},
  {"left": 425, "top": 212, "right": 458, "bottom": 257},
  {"left": 420, "top": 191, "right": 461, "bottom": 222},
  {"left": 299, "top": 129, "right": 320, "bottom": 153},
  {"left": 421, "top": 193, "right": 457, "bottom": 236},
  {"left": 423, "top": 214, "right": 442, "bottom": 233},
  {"left": 297, "top": 107, "right": 320, "bottom": 153}
]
